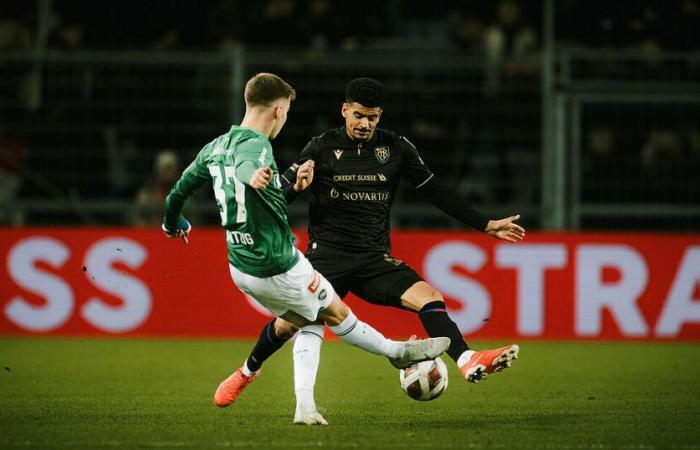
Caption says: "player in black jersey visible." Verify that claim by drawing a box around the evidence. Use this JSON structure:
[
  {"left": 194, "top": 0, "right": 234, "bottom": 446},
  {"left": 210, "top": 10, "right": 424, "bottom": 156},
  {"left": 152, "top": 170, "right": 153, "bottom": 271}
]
[{"left": 229, "top": 78, "right": 525, "bottom": 417}]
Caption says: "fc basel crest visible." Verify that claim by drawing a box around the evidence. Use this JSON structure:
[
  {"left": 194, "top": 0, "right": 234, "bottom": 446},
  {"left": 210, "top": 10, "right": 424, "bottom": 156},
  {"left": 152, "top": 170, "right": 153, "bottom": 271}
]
[{"left": 374, "top": 146, "right": 390, "bottom": 163}]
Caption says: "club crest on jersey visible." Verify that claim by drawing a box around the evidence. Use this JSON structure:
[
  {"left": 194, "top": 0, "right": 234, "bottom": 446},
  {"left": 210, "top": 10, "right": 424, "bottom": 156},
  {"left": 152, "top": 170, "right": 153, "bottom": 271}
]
[
  {"left": 374, "top": 146, "right": 390, "bottom": 163},
  {"left": 333, "top": 149, "right": 344, "bottom": 160}
]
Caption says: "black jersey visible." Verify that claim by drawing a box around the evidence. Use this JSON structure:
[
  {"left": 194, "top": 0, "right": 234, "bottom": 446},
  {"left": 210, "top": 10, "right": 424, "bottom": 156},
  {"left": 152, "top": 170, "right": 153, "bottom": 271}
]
[{"left": 281, "top": 127, "right": 434, "bottom": 252}]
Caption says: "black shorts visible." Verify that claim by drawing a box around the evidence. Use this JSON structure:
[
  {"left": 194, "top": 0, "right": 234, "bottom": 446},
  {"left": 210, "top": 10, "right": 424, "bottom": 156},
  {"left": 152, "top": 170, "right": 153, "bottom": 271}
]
[{"left": 306, "top": 241, "right": 423, "bottom": 309}]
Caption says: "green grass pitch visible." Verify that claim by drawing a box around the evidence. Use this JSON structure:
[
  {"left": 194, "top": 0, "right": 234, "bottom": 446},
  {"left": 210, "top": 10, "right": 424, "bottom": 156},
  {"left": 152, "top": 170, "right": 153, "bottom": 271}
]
[{"left": 1, "top": 338, "right": 698, "bottom": 449}]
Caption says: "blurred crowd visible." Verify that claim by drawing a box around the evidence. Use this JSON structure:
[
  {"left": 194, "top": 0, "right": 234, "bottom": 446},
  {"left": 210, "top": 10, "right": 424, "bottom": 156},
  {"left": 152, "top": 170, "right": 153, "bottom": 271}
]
[
  {"left": 557, "top": 0, "right": 700, "bottom": 51},
  {"left": 0, "top": 0, "right": 699, "bottom": 228},
  {"left": 1, "top": 0, "right": 697, "bottom": 53},
  {"left": 583, "top": 114, "right": 700, "bottom": 204}
]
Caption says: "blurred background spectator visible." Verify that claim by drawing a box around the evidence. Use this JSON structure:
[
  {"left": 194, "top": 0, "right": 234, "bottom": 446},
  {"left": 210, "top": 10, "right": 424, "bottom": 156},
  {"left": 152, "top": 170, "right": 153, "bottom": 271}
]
[
  {"left": 0, "top": 131, "right": 26, "bottom": 225},
  {"left": 1, "top": 0, "right": 698, "bottom": 230},
  {"left": 131, "top": 150, "right": 180, "bottom": 227}
]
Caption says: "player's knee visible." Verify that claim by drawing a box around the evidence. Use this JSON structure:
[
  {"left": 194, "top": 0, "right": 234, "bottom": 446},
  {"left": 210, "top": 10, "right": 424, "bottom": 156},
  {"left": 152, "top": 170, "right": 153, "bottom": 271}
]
[
  {"left": 273, "top": 318, "right": 299, "bottom": 339},
  {"left": 403, "top": 281, "right": 444, "bottom": 305},
  {"left": 408, "top": 287, "right": 444, "bottom": 309},
  {"left": 276, "top": 327, "right": 297, "bottom": 340},
  {"left": 320, "top": 297, "right": 349, "bottom": 326},
  {"left": 423, "top": 289, "right": 444, "bottom": 304}
]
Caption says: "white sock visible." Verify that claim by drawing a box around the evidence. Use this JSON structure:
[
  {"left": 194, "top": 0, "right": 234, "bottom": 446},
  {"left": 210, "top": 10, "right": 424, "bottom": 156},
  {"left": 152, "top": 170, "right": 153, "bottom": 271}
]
[
  {"left": 293, "top": 324, "right": 324, "bottom": 413},
  {"left": 457, "top": 350, "right": 477, "bottom": 367},
  {"left": 241, "top": 360, "right": 258, "bottom": 377},
  {"left": 329, "top": 311, "right": 403, "bottom": 358}
]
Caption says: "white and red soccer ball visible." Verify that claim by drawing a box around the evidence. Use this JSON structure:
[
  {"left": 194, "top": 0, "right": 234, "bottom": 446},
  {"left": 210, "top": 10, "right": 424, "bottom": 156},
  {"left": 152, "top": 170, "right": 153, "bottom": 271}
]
[{"left": 399, "top": 357, "right": 448, "bottom": 401}]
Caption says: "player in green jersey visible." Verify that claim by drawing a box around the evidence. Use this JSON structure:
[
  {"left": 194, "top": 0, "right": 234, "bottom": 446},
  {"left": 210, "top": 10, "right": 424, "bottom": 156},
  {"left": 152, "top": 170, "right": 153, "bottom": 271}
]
[{"left": 162, "top": 73, "right": 449, "bottom": 425}]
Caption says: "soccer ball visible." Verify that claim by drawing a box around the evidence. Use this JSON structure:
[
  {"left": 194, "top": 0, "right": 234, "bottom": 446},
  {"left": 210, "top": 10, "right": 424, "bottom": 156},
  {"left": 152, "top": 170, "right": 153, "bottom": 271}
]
[{"left": 399, "top": 357, "right": 449, "bottom": 401}]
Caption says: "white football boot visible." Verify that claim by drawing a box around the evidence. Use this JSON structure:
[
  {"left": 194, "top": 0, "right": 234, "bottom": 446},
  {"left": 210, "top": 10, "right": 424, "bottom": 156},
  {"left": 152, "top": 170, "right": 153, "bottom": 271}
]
[
  {"left": 294, "top": 408, "right": 328, "bottom": 426},
  {"left": 389, "top": 336, "right": 450, "bottom": 369}
]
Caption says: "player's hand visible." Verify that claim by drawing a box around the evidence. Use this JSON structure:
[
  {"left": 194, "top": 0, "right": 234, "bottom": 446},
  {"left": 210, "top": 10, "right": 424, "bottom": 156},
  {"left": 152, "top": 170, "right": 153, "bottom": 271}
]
[
  {"left": 250, "top": 167, "right": 273, "bottom": 189},
  {"left": 293, "top": 160, "right": 315, "bottom": 192},
  {"left": 485, "top": 214, "right": 525, "bottom": 243},
  {"left": 162, "top": 218, "right": 191, "bottom": 244}
]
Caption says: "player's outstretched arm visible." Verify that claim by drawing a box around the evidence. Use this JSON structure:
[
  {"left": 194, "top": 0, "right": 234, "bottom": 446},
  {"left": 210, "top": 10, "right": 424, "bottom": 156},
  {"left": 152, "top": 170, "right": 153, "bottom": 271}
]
[
  {"left": 485, "top": 214, "right": 526, "bottom": 243},
  {"left": 416, "top": 177, "right": 490, "bottom": 231},
  {"left": 162, "top": 153, "right": 208, "bottom": 245},
  {"left": 416, "top": 177, "right": 525, "bottom": 242}
]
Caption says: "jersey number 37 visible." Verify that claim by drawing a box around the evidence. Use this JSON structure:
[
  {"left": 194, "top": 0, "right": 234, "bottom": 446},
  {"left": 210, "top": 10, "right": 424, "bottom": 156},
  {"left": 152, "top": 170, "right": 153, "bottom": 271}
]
[{"left": 209, "top": 165, "right": 247, "bottom": 226}]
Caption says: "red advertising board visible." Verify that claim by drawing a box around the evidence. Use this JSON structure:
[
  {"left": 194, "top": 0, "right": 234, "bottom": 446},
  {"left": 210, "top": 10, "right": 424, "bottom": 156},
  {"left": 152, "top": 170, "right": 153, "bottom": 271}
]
[{"left": 1, "top": 228, "right": 698, "bottom": 340}]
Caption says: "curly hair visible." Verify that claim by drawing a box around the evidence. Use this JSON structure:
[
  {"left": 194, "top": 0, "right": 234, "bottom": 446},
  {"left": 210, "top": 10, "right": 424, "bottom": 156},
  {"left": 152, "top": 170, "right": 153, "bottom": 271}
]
[{"left": 345, "top": 77, "right": 384, "bottom": 108}]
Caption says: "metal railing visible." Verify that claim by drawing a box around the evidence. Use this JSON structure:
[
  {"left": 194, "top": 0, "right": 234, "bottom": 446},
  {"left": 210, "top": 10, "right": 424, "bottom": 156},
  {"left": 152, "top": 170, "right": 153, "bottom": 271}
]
[
  {"left": 1, "top": 48, "right": 698, "bottom": 230},
  {"left": 1, "top": 48, "right": 542, "bottom": 228},
  {"left": 551, "top": 48, "right": 700, "bottom": 231}
]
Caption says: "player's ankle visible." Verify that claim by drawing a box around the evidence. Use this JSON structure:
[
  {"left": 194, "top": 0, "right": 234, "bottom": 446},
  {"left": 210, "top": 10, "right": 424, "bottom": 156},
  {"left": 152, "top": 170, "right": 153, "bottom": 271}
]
[
  {"left": 388, "top": 340, "right": 405, "bottom": 359},
  {"left": 241, "top": 360, "right": 259, "bottom": 377},
  {"left": 295, "top": 394, "right": 317, "bottom": 414}
]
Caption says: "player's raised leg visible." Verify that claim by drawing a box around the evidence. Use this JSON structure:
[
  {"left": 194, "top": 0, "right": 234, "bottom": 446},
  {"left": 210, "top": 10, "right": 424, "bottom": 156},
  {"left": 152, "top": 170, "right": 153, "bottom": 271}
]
[
  {"left": 401, "top": 281, "right": 519, "bottom": 383},
  {"left": 458, "top": 344, "right": 520, "bottom": 383},
  {"left": 314, "top": 295, "right": 450, "bottom": 369}
]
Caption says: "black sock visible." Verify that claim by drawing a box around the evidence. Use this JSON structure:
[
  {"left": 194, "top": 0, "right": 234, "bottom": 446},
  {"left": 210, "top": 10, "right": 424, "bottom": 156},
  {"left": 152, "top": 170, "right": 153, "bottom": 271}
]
[
  {"left": 418, "top": 301, "right": 470, "bottom": 363},
  {"left": 245, "top": 319, "right": 289, "bottom": 372}
]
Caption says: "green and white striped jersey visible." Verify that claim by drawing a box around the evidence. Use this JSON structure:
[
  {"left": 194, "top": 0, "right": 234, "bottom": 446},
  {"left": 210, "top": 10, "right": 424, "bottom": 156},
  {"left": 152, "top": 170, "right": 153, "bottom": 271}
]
[{"left": 164, "top": 125, "right": 298, "bottom": 277}]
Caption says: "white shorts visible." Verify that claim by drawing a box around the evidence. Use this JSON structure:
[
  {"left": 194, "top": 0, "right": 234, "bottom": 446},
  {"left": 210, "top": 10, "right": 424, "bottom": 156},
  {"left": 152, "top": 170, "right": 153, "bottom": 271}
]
[{"left": 229, "top": 252, "right": 335, "bottom": 322}]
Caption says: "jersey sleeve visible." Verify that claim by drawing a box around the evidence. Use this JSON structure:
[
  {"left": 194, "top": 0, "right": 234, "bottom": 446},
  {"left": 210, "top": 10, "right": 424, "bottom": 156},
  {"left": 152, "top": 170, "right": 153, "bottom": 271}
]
[
  {"left": 417, "top": 177, "right": 490, "bottom": 231},
  {"left": 281, "top": 137, "right": 319, "bottom": 203},
  {"left": 400, "top": 135, "right": 488, "bottom": 231},
  {"left": 234, "top": 138, "right": 268, "bottom": 186},
  {"left": 400, "top": 136, "right": 434, "bottom": 188},
  {"left": 163, "top": 149, "right": 210, "bottom": 228}
]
